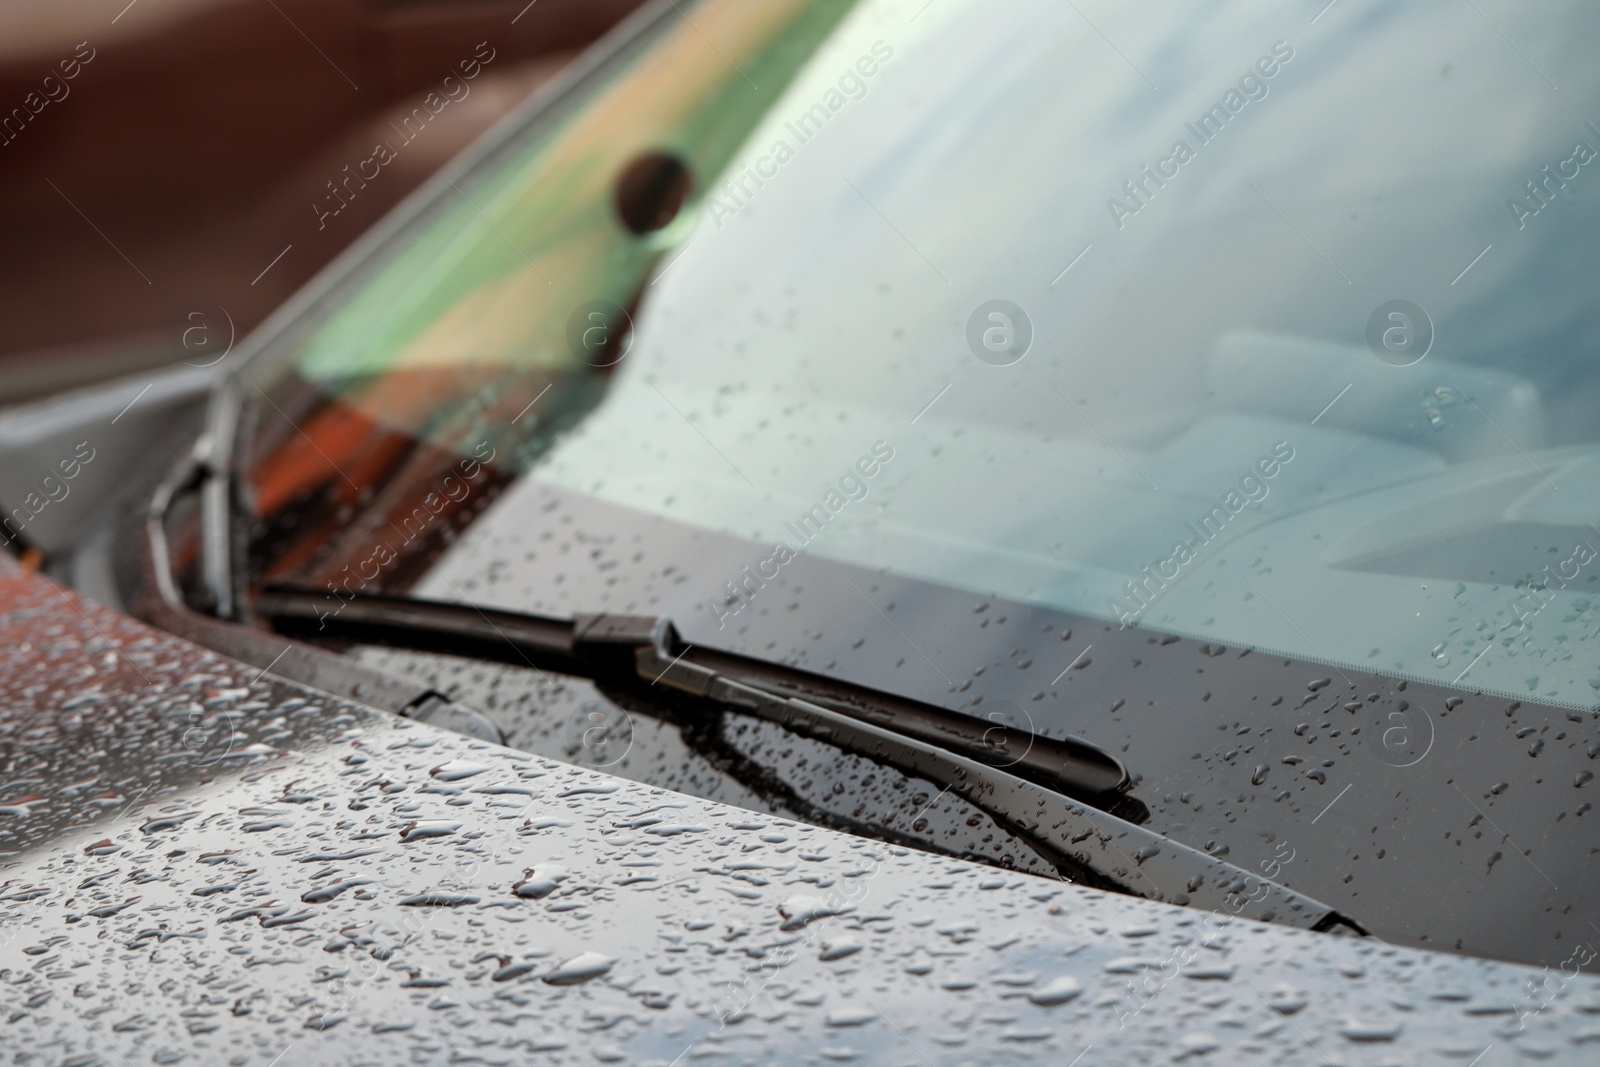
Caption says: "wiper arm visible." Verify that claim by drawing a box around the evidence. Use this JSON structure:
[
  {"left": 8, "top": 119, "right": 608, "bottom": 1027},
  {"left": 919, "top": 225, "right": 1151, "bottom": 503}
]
[
  {"left": 260, "top": 586, "right": 1125, "bottom": 797},
  {"left": 257, "top": 586, "right": 1365, "bottom": 935}
]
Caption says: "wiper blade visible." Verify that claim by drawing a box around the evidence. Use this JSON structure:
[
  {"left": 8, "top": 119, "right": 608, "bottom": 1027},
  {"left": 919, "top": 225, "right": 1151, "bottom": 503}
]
[
  {"left": 259, "top": 586, "right": 1125, "bottom": 798},
  {"left": 257, "top": 586, "right": 1365, "bottom": 935}
]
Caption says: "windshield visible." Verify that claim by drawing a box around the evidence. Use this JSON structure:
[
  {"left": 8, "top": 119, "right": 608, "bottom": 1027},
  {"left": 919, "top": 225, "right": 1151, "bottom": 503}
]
[{"left": 240, "top": 0, "right": 1600, "bottom": 713}]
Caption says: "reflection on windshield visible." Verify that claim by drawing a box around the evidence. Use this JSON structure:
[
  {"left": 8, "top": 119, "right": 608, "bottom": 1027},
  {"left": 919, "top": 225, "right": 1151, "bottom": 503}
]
[
  {"left": 242, "top": 0, "right": 859, "bottom": 601},
  {"left": 520, "top": 0, "right": 1600, "bottom": 710},
  {"left": 247, "top": 0, "right": 1600, "bottom": 710}
]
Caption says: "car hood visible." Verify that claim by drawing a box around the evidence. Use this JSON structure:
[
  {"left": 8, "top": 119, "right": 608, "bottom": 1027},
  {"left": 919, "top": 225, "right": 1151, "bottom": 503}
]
[{"left": 1, "top": 557, "right": 1597, "bottom": 1063}]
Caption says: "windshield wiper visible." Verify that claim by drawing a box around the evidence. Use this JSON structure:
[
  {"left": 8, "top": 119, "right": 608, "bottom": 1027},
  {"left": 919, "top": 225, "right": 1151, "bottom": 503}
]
[
  {"left": 257, "top": 587, "right": 1125, "bottom": 797},
  {"left": 257, "top": 585, "right": 1365, "bottom": 935}
]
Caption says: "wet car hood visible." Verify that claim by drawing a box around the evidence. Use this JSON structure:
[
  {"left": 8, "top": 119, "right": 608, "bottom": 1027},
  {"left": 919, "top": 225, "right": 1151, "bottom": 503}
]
[
  {"left": 389, "top": 477, "right": 1600, "bottom": 970},
  {"left": 2, "top": 557, "right": 1598, "bottom": 1063}
]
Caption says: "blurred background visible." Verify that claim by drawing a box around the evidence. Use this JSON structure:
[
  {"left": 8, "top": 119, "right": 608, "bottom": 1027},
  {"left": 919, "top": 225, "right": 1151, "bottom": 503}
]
[{"left": 0, "top": 0, "right": 643, "bottom": 405}]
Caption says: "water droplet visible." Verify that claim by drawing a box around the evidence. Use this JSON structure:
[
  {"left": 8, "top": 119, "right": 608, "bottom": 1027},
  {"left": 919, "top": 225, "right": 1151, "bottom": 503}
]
[
  {"left": 1339, "top": 1017, "right": 1403, "bottom": 1042},
  {"left": 779, "top": 894, "right": 853, "bottom": 930},
  {"left": 398, "top": 891, "right": 479, "bottom": 907},
  {"left": 1266, "top": 986, "right": 1307, "bottom": 1015},
  {"left": 820, "top": 937, "right": 862, "bottom": 961},
  {"left": 492, "top": 960, "right": 541, "bottom": 982},
  {"left": 399, "top": 820, "right": 460, "bottom": 842},
  {"left": 301, "top": 879, "right": 374, "bottom": 904},
  {"left": 1175, "top": 1032, "right": 1221, "bottom": 1059},
  {"left": 1028, "top": 976, "right": 1083, "bottom": 1006},
  {"left": 512, "top": 864, "right": 571, "bottom": 899},
  {"left": 541, "top": 951, "right": 614, "bottom": 985},
  {"left": 430, "top": 759, "right": 491, "bottom": 781}
]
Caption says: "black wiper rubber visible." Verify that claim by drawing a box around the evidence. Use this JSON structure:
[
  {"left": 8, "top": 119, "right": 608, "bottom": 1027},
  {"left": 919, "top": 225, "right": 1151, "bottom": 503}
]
[
  {"left": 257, "top": 587, "right": 1365, "bottom": 935},
  {"left": 258, "top": 587, "right": 1125, "bottom": 797}
]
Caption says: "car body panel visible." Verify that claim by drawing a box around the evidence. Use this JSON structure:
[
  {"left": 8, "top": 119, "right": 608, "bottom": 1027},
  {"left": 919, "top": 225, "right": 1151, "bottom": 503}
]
[{"left": 0, "top": 546, "right": 1594, "bottom": 1064}]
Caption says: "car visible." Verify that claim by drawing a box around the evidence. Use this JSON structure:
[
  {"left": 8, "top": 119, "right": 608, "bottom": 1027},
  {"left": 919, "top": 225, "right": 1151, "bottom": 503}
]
[{"left": 4, "top": 0, "right": 1600, "bottom": 1061}]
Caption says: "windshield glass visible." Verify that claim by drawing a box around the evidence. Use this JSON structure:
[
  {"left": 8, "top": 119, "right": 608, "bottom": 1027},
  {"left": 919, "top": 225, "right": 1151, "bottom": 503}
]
[{"left": 242, "top": 0, "right": 1600, "bottom": 712}]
